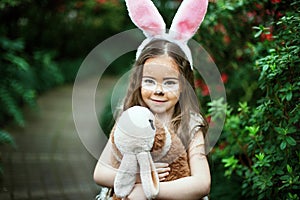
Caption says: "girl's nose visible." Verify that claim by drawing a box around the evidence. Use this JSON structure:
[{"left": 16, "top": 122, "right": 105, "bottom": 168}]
[{"left": 154, "top": 84, "right": 164, "bottom": 95}]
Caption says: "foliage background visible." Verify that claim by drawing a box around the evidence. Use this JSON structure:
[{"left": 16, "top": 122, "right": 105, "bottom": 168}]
[{"left": 0, "top": 0, "right": 299, "bottom": 199}]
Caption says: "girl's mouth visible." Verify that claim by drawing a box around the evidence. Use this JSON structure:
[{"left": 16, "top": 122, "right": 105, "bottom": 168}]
[{"left": 151, "top": 99, "right": 167, "bottom": 103}]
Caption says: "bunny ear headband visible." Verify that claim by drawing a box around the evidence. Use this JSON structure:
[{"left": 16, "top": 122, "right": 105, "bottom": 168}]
[{"left": 125, "top": 0, "right": 209, "bottom": 69}]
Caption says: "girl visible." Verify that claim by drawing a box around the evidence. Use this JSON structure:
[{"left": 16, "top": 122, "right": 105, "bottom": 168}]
[
  {"left": 95, "top": 0, "right": 211, "bottom": 199},
  {"left": 94, "top": 39, "right": 211, "bottom": 199}
]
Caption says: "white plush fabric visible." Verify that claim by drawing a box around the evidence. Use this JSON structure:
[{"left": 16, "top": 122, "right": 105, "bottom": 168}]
[{"left": 113, "top": 106, "right": 159, "bottom": 200}]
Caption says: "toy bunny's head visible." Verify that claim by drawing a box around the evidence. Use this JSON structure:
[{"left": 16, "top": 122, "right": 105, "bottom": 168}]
[{"left": 114, "top": 106, "right": 156, "bottom": 154}]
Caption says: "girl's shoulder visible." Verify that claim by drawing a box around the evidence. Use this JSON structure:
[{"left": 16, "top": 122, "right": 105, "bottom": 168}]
[
  {"left": 189, "top": 111, "right": 207, "bottom": 140},
  {"left": 189, "top": 111, "right": 206, "bottom": 130}
]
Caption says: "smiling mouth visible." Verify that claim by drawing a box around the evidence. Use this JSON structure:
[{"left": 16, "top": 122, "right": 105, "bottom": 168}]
[{"left": 151, "top": 99, "right": 167, "bottom": 103}]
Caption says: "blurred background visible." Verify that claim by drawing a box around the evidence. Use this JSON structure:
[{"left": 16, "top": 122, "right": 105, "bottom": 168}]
[{"left": 0, "top": 0, "right": 299, "bottom": 199}]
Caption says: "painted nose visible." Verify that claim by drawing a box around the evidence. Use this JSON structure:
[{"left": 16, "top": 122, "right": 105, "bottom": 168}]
[{"left": 154, "top": 84, "right": 164, "bottom": 95}]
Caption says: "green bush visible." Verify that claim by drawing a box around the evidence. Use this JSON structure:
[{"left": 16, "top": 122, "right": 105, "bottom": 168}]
[
  {"left": 211, "top": 4, "right": 300, "bottom": 199},
  {"left": 0, "top": 37, "right": 36, "bottom": 127},
  {"left": 0, "top": 37, "right": 64, "bottom": 127}
]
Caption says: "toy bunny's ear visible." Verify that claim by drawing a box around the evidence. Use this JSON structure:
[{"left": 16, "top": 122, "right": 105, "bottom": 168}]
[
  {"left": 137, "top": 152, "right": 159, "bottom": 200},
  {"left": 170, "top": 0, "right": 208, "bottom": 41},
  {"left": 125, "top": 0, "right": 166, "bottom": 37},
  {"left": 114, "top": 154, "right": 138, "bottom": 198}
]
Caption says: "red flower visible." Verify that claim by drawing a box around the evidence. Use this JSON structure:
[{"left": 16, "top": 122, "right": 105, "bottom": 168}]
[
  {"left": 223, "top": 35, "right": 231, "bottom": 45},
  {"left": 194, "top": 79, "right": 209, "bottom": 96},
  {"left": 254, "top": 3, "right": 263, "bottom": 10},
  {"left": 246, "top": 11, "right": 256, "bottom": 20},
  {"left": 194, "top": 79, "right": 203, "bottom": 88},
  {"left": 206, "top": 115, "right": 215, "bottom": 127},
  {"left": 96, "top": 0, "right": 106, "bottom": 4},
  {"left": 221, "top": 73, "right": 228, "bottom": 83},
  {"left": 218, "top": 142, "right": 228, "bottom": 150},
  {"left": 276, "top": 11, "right": 284, "bottom": 18},
  {"left": 271, "top": 0, "right": 281, "bottom": 4},
  {"left": 214, "top": 23, "right": 226, "bottom": 34},
  {"left": 206, "top": 115, "right": 212, "bottom": 123},
  {"left": 75, "top": 1, "right": 84, "bottom": 8},
  {"left": 266, "top": 9, "right": 275, "bottom": 16},
  {"left": 260, "top": 32, "right": 273, "bottom": 41},
  {"left": 201, "top": 84, "right": 210, "bottom": 96}
]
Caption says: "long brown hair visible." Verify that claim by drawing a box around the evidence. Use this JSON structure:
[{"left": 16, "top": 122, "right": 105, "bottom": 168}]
[{"left": 123, "top": 39, "right": 207, "bottom": 148}]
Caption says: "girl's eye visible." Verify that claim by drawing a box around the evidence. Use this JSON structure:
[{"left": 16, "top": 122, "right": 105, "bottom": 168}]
[
  {"left": 142, "top": 78, "right": 156, "bottom": 85},
  {"left": 164, "top": 80, "right": 177, "bottom": 85}
]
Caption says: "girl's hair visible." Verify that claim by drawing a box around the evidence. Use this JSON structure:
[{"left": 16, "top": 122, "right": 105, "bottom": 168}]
[{"left": 123, "top": 39, "right": 208, "bottom": 148}]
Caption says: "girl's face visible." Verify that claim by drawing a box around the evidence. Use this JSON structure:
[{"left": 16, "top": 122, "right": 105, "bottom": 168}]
[{"left": 141, "top": 55, "right": 181, "bottom": 118}]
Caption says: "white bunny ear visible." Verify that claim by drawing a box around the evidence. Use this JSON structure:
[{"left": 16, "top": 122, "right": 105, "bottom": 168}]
[
  {"left": 114, "top": 154, "right": 138, "bottom": 198},
  {"left": 170, "top": 0, "right": 208, "bottom": 41},
  {"left": 125, "top": 0, "right": 166, "bottom": 37},
  {"left": 137, "top": 152, "right": 159, "bottom": 200}
]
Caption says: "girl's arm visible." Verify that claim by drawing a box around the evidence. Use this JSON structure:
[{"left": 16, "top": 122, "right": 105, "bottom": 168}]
[
  {"left": 93, "top": 139, "right": 171, "bottom": 188},
  {"left": 93, "top": 160, "right": 116, "bottom": 188},
  {"left": 127, "top": 130, "right": 211, "bottom": 200},
  {"left": 93, "top": 140, "right": 117, "bottom": 188}
]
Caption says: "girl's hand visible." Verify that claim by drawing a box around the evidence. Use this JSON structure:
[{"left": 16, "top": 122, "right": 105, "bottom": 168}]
[
  {"left": 155, "top": 162, "right": 170, "bottom": 182},
  {"left": 125, "top": 183, "right": 147, "bottom": 200}
]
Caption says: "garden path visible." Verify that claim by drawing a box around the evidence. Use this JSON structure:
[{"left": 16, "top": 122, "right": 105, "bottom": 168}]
[{"left": 0, "top": 75, "right": 118, "bottom": 200}]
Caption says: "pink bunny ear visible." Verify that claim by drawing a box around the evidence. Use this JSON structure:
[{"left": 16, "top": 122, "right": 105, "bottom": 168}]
[
  {"left": 170, "top": 0, "right": 208, "bottom": 41},
  {"left": 125, "top": 0, "right": 166, "bottom": 37}
]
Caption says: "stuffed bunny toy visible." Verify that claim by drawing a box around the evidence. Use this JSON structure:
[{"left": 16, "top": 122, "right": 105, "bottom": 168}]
[
  {"left": 112, "top": 106, "right": 160, "bottom": 200},
  {"left": 110, "top": 106, "right": 192, "bottom": 200}
]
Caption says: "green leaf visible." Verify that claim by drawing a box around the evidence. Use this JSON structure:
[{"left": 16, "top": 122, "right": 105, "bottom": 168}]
[
  {"left": 255, "top": 152, "right": 265, "bottom": 161},
  {"left": 246, "top": 126, "right": 260, "bottom": 136},
  {"left": 207, "top": 97, "right": 227, "bottom": 120},
  {"left": 0, "top": 130, "right": 16, "bottom": 147},
  {"left": 280, "top": 141, "right": 287, "bottom": 150},
  {"left": 252, "top": 26, "right": 261, "bottom": 30},
  {"left": 222, "top": 156, "right": 238, "bottom": 168},
  {"left": 4, "top": 53, "right": 30, "bottom": 71},
  {"left": 0, "top": 37, "right": 24, "bottom": 51},
  {"left": 286, "top": 92, "right": 292, "bottom": 101},
  {"left": 287, "top": 164, "right": 293, "bottom": 174},
  {"left": 275, "top": 127, "right": 286, "bottom": 135},
  {"left": 286, "top": 136, "right": 296, "bottom": 146},
  {"left": 254, "top": 29, "right": 263, "bottom": 38},
  {"left": 287, "top": 127, "right": 297, "bottom": 134},
  {"left": 238, "top": 102, "right": 249, "bottom": 113}
]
